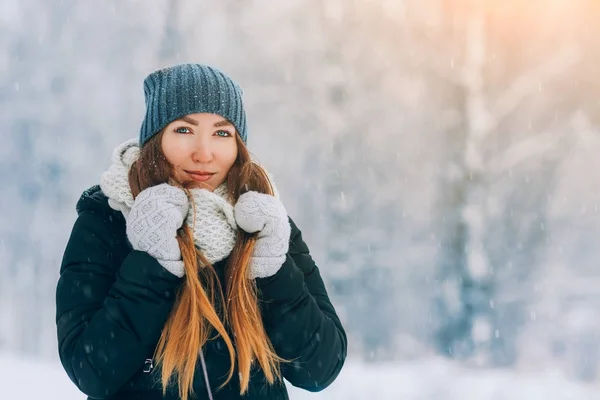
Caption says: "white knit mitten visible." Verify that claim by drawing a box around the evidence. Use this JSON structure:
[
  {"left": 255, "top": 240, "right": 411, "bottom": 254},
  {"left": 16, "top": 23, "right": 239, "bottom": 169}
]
[
  {"left": 126, "top": 183, "right": 189, "bottom": 277},
  {"left": 234, "top": 191, "right": 291, "bottom": 279}
]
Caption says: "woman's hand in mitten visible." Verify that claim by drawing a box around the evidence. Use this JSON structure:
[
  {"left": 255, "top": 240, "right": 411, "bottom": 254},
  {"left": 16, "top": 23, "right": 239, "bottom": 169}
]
[
  {"left": 126, "top": 183, "right": 189, "bottom": 277},
  {"left": 234, "top": 191, "right": 291, "bottom": 279}
]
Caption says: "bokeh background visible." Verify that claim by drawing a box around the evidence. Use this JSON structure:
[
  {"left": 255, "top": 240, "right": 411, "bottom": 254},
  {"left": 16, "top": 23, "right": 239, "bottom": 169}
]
[{"left": 1, "top": 1, "right": 600, "bottom": 398}]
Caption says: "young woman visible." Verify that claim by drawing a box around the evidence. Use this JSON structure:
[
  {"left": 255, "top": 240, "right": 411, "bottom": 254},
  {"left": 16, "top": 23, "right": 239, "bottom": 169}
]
[{"left": 56, "top": 64, "right": 347, "bottom": 400}]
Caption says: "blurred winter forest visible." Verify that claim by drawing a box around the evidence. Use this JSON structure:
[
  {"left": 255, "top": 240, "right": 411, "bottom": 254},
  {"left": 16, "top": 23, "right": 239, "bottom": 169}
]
[{"left": 1, "top": 0, "right": 600, "bottom": 389}]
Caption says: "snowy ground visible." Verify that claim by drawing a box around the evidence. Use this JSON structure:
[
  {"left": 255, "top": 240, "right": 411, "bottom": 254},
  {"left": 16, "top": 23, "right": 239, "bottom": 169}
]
[{"left": 2, "top": 353, "right": 598, "bottom": 399}]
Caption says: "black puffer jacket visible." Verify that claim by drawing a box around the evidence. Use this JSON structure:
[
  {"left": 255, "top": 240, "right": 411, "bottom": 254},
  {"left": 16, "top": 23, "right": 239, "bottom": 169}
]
[{"left": 56, "top": 186, "right": 347, "bottom": 399}]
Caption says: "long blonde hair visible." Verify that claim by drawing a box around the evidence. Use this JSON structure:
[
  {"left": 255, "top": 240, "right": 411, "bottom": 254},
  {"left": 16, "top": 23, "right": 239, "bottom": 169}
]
[{"left": 128, "top": 130, "right": 285, "bottom": 399}]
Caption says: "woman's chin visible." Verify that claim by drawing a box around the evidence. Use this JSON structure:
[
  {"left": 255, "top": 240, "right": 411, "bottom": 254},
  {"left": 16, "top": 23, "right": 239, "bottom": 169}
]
[
  {"left": 192, "top": 181, "right": 217, "bottom": 191},
  {"left": 176, "top": 178, "right": 214, "bottom": 191}
]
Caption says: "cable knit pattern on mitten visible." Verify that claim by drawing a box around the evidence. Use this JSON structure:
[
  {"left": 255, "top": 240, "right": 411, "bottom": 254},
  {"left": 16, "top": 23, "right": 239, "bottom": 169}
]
[
  {"left": 234, "top": 191, "right": 291, "bottom": 279},
  {"left": 126, "top": 184, "right": 189, "bottom": 277}
]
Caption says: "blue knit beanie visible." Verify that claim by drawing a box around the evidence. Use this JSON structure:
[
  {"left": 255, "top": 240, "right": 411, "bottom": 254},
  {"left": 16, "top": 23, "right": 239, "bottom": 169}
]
[{"left": 139, "top": 63, "right": 247, "bottom": 146}]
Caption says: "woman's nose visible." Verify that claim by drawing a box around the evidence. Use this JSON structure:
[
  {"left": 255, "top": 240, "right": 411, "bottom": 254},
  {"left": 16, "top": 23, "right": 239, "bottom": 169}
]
[{"left": 192, "top": 139, "right": 213, "bottom": 163}]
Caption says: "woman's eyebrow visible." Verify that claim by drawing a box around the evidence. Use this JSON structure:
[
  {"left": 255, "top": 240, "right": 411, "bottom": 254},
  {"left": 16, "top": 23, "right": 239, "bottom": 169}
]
[
  {"left": 178, "top": 116, "right": 199, "bottom": 126},
  {"left": 214, "top": 120, "right": 233, "bottom": 128}
]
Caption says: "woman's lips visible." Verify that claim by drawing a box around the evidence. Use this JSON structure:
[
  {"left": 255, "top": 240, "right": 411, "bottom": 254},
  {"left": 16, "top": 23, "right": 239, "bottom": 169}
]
[{"left": 186, "top": 171, "right": 215, "bottom": 182}]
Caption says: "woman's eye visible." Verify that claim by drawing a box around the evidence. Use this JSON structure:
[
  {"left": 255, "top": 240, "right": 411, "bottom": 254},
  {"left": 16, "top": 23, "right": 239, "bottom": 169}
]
[
  {"left": 215, "top": 130, "right": 232, "bottom": 137},
  {"left": 175, "top": 127, "right": 191, "bottom": 134}
]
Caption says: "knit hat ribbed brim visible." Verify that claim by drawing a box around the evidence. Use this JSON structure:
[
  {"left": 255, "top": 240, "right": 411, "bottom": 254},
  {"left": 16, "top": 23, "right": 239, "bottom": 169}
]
[{"left": 139, "top": 64, "right": 247, "bottom": 146}]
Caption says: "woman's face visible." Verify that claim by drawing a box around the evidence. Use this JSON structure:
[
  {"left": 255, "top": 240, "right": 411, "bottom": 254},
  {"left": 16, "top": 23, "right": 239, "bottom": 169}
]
[{"left": 161, "top": 113, "right": 238, "bottom": 191}]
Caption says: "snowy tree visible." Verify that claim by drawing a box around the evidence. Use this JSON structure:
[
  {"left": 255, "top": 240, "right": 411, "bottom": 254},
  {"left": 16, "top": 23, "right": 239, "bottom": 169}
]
[{"left": 398, "top": 0, "right": 584, "bottom": 366}]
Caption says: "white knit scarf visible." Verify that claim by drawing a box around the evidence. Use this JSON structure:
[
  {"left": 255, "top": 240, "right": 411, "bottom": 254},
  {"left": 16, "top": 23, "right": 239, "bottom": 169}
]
[{"left": 99, "top": 139, "right": 277, "bottom": 265}]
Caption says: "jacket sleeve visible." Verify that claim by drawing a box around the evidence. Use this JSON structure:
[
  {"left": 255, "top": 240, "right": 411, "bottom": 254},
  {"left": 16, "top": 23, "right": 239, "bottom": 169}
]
[
  {"left": 55, "top": 210, "right": 182, "bottom": 398},
  {"left": 256, "top": 218, "right": 347, "bottom": 392}
]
